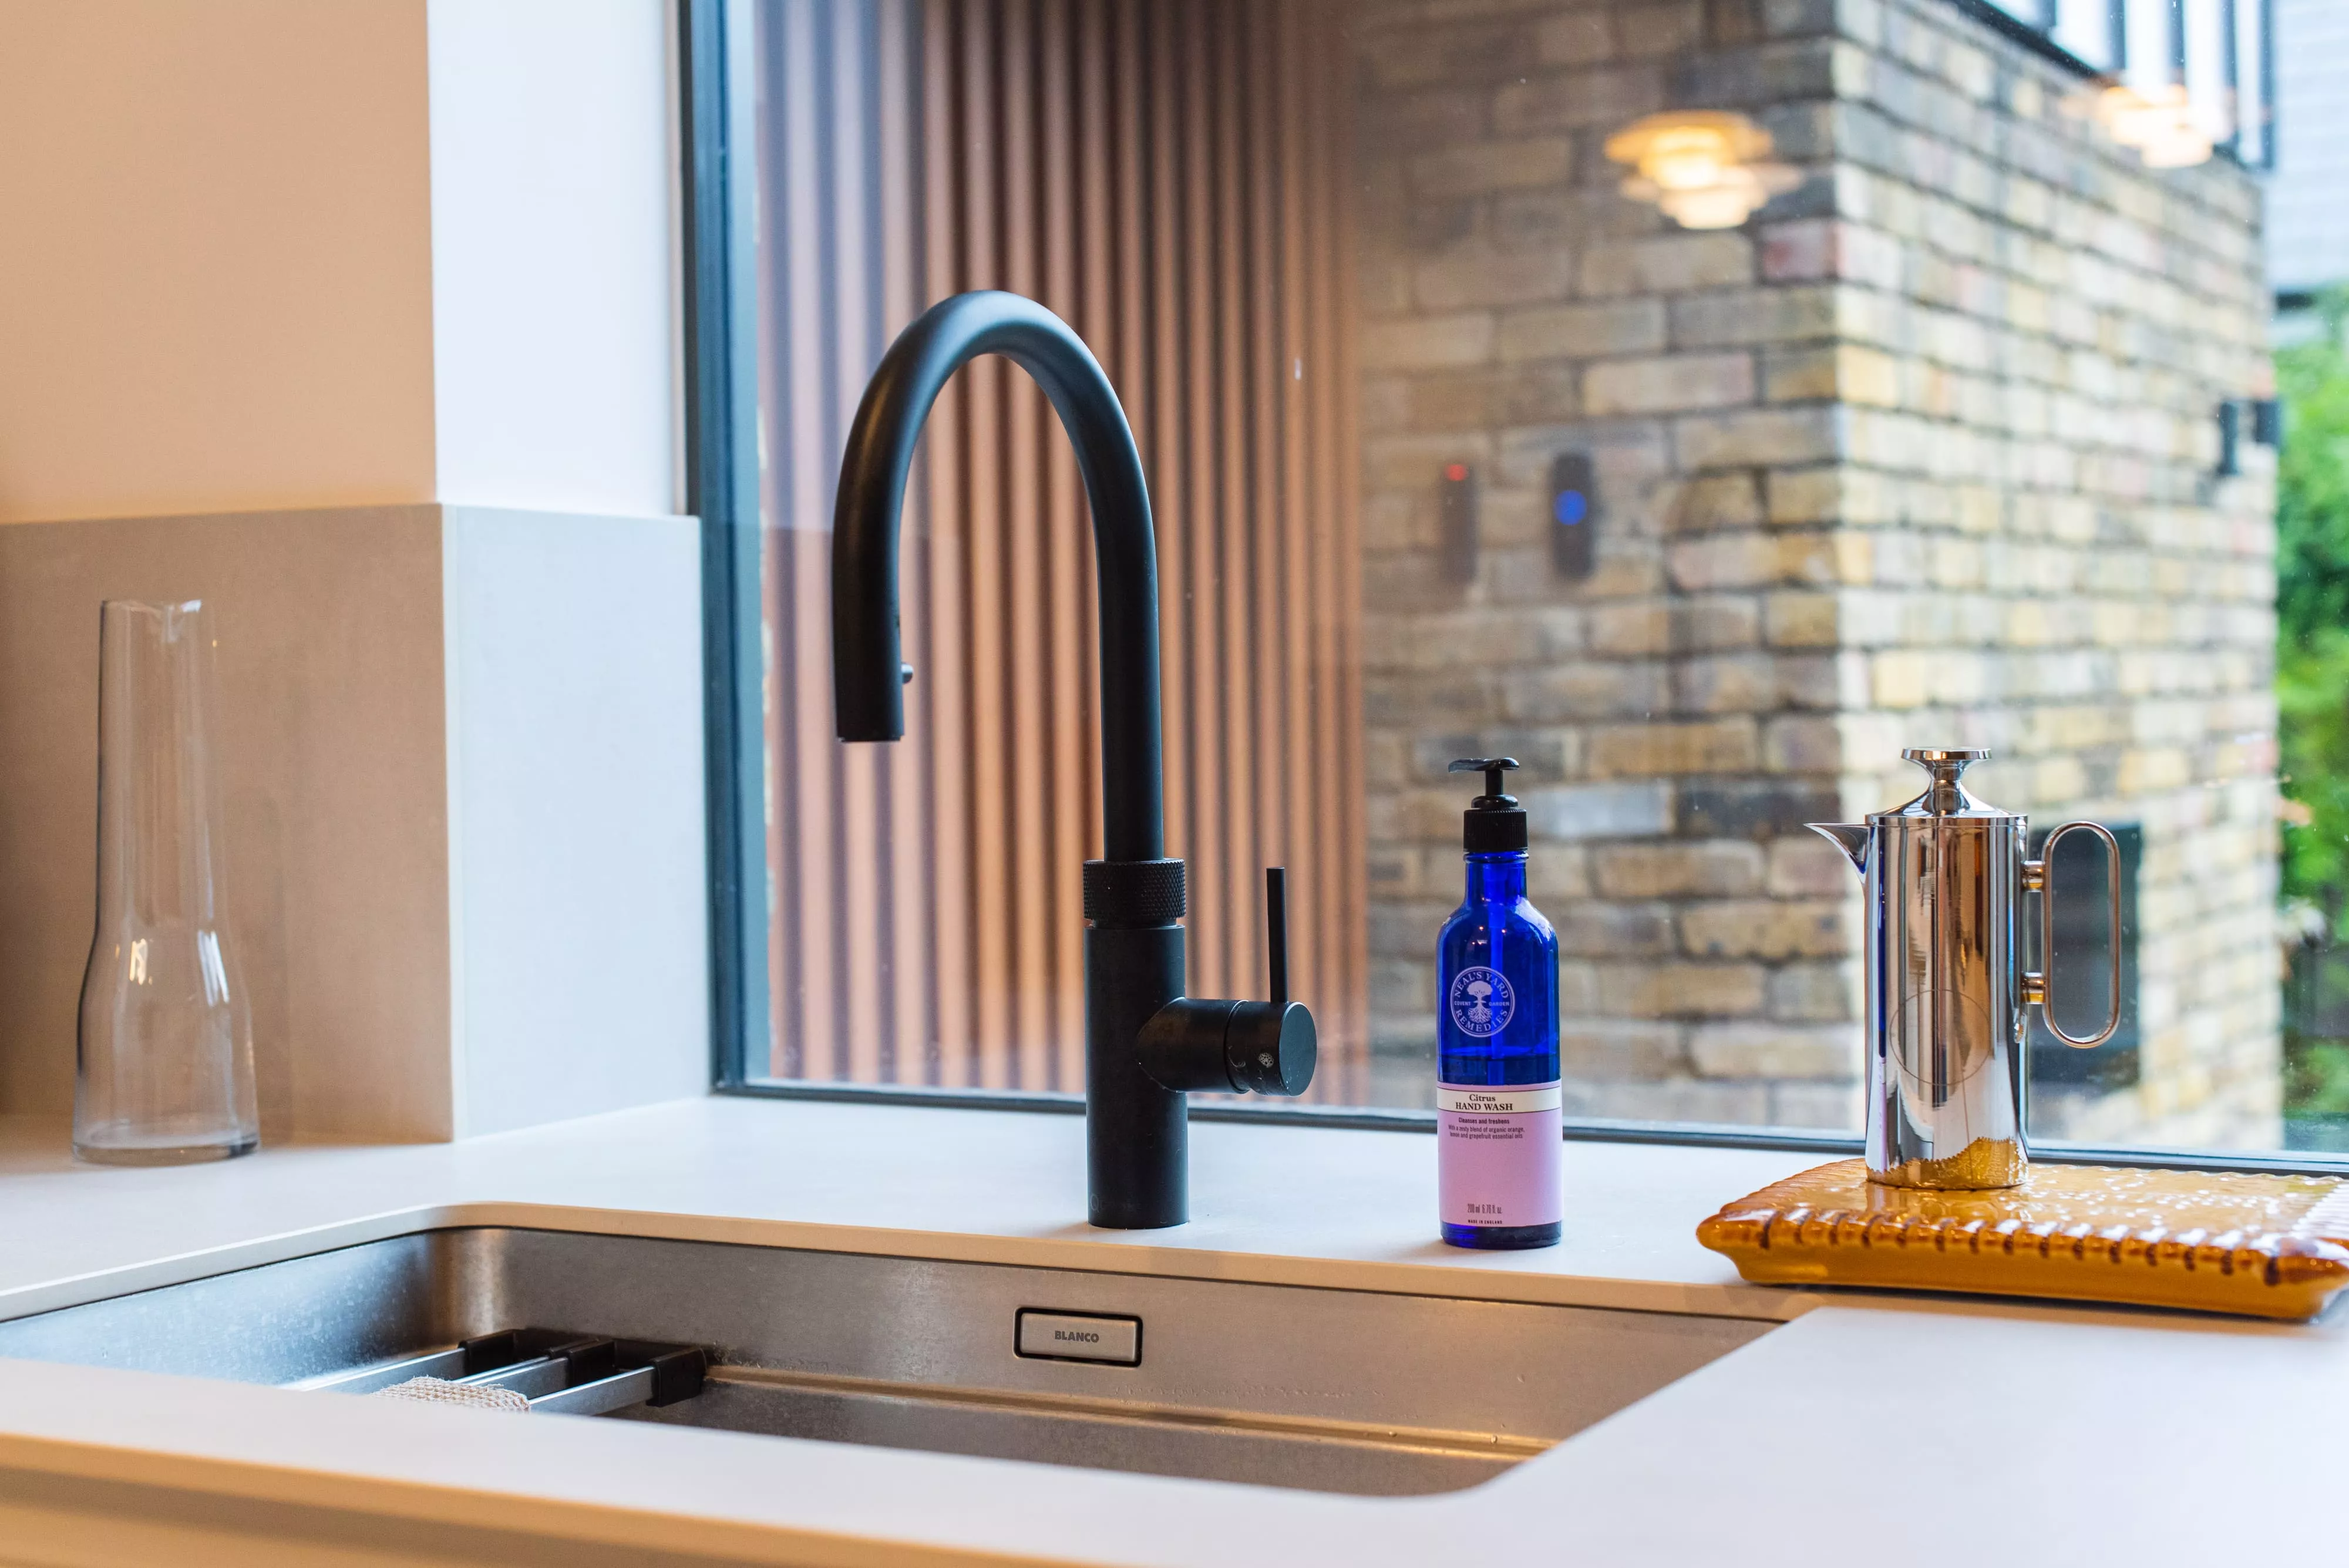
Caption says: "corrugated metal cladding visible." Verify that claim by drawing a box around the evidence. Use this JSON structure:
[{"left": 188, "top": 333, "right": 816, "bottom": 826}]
[{"left": 752, "top": 0, "right": 1368, "bottom": 1099}]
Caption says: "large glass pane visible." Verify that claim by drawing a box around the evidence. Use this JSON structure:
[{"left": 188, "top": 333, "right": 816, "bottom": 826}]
[{"left": 716, "top": 0, "right": 2318, "bottom": 1161}]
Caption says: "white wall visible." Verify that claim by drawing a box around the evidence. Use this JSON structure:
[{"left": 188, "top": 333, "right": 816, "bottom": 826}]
[
  {"left": 444, "top": 507, "right": 708, "bottom": 1136},
  {"left": 426, "top": 0, "right": 680, "bottom": 516},
  {"left": 0, "top": 2, "right": 438, "bottom": 524}
]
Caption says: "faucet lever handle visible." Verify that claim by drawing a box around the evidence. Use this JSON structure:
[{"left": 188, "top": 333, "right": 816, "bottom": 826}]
[
  {"left": 1265, "top": 867, "right": 1288, "bottom": 1007},
  {"left": 1135, "top": 866, "right": 1315, "bottom": 1098},
  {"left": 1233, "top": 865, "right": 1313, "bottom": 1096}
]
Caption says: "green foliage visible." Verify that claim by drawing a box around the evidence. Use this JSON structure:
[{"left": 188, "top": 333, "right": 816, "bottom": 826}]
[
  {"left": 2276, "top": 291, "right": 2349, "bottom": 927},
  {"left": 2279, "top": 634, "right": 2349, "bottom": 908},
  {"left": 2285, "top": 1034, "right": 2349, "bottom": 1128}
]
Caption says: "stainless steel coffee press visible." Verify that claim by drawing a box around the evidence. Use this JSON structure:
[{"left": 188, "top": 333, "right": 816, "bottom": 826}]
[{"left": 1810, "top": 749, "right": 2119, "bottom": 1190}]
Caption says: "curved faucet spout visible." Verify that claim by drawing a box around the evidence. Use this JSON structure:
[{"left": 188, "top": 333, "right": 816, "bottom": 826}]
[{"left": 831, "top": 290, "right": 1164, "bottom": 863}]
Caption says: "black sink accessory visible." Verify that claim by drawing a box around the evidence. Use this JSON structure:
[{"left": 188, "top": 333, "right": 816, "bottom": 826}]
[{"left": 461, "top": 1328, "right": 708, "bottom": 1408}]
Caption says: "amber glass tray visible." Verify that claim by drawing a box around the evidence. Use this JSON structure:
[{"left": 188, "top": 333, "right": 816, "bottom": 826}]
[{"left": 1697, "top": 1159, "right": 2349, "bottom": 1321}]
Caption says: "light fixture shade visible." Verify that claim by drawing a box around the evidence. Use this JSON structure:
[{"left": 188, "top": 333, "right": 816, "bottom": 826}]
[
  {"left": 2069, "top": 81, "right": 2215, "bottom": 169},
  {"left": 1603, "top": 111, "right": 1801, "bottom": 230}
]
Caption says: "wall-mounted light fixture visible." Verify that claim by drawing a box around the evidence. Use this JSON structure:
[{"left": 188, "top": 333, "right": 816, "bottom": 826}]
[
  {"left": 2069, "top": 82, "right": 2213, "bottom": 169},
  {"left": 1602, "top": 112, "right": 1799, "bottom": 230},
  {"left": 2215, "top": 396, "right": 2285, "bottom": 477}
]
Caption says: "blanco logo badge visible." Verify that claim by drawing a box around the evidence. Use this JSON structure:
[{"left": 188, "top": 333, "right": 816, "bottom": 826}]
[
  {"left": 1448, "top": 965, "right": 1515, "bottom": 1038},
  {"left": 1016, "top": 1310, "right": 1141, "bottom": 1365}
]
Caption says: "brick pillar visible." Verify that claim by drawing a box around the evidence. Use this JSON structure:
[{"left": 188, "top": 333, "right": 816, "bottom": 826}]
[{"left": 1351, "top": 0, "right": 2280, "bottom": 1143}]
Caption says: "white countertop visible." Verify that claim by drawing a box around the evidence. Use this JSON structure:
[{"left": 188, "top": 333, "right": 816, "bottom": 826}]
[{"left": 0, "top": 1095, "right": 2338, "bottom": 1566}]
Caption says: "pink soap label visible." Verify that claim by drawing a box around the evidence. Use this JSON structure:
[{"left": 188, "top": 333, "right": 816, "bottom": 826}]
[{"left": 1438, "top": 1081, "right": 1563, "bottom": 1229}]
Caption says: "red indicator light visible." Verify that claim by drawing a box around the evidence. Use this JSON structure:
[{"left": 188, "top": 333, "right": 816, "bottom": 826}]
[{"left": 1444, "top": 463, "right": 1468, "bottom": 482}]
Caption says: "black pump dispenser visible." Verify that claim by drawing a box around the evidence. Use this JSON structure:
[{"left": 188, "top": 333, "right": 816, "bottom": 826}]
[{"left": 1448, "top": 757, "right": 1527, "bottom": 853}]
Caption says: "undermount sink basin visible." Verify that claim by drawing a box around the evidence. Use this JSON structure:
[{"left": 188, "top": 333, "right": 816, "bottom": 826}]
[{"left": 0, "top": 1227, "right": 1770, "bottom": 1496}]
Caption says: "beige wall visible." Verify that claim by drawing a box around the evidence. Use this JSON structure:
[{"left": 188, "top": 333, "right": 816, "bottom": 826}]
[
  {"left": 0, "top": 0, "right": 680, "bottom": 527},
  {"left": 0, "top": 508, "right": 455, "bottom": 1140},
  {"left": 0, "top": 1, "right": 438, "bottom": 523}
]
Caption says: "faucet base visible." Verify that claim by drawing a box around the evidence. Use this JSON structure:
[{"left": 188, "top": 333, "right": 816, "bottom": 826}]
[{"left": 1084, "top": 923, "right": 1189, "bottom": 1228}]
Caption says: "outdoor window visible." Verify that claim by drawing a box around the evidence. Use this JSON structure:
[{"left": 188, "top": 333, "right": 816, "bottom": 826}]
[{"left": 691, "top": 0, "right": 2338, "bottom": 1164}]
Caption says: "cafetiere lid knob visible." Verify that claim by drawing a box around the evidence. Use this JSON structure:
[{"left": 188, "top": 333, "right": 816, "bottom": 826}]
[{"left": 1900, "top": 747, "right": 1993, "bottom": 815}]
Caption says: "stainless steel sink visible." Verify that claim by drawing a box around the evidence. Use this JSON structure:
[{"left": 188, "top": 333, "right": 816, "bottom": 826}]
[{"left": 0, "top": 1228, "right": 1770, "bottom": 1496}]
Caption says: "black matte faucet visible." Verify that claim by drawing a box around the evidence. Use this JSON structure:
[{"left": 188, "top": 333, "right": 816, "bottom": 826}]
[{"left": 830, "top": 290, "right": 1315, "bottom": 1229}]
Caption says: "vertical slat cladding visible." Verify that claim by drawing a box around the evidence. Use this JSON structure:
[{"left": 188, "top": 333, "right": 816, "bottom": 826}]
[
  {"left": 990, "top": 0, "right": 1042, "bottom": 1089},
  {"left": 1300, "top": 0, "right": 1347, "bottom": 1096},
  {"left": 920, "top": 0, "right": 972, "bottom": 1083},
  {"left": 1098, "top": 0, "right": 1133, "bottom": 893},
  {"left": 877, "top": 0, "right": 930, "bottom": 1082},
  {"left": 807, "top": 1, "right": 847, "bottom": 1077},
  {"left": 1321, "top": 0, "right": 1366, "bottom": 1101},
  {"left": 782, "top": 0, "right": 840, "bottom": 1075},
  {"left": 958, "top": 0, "right": 1014, "bottom": 1087},
  {"left": 1271, "top": 0, "right": 1314, "bottom": 1038},
  {"left": 756, "top": 0, "right": 1366, "bottom": 1094},
  {"left": 828, "top": 0, "right": 886, "bottom": 1083},
  {"left": 1246, "top": 0, "right": 1288, "bottom": 1012},
  {"left": 1146, "top": 0, "right": 1193, "bottom": 984},
  {"left": 1327, "top": 0, "right": 1369, "bottom": 1092},
  {"left": 1213, "top": 0, "right": 1256, "bottom": 1000},
  {"left": 1068, "top": 0, "right": 1113, "bottom": 1093},
  {"left": 1180, "top": 0, "right": 1226, "bottom": 1000},
  {"left": 1038, "top": 0, "right": 1088, "bottom": 1091},
  {"left": 752, "top": 5, "right": 796, "bottom": 1078}
]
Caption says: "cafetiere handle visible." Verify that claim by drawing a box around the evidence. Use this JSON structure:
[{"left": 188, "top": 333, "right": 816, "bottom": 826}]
[{"left": 2022, "top": 820, "right": 2122, "bottom": 1048}]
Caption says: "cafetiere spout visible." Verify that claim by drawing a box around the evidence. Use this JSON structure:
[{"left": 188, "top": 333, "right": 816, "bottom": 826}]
[{"left": 1808, "top": 821, "right": 1870, "bottom": 874}]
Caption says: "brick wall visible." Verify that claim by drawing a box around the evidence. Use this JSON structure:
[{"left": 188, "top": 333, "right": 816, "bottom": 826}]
[{"left": 1351, "top": 0, "right": 2280, "bottom": 1146}]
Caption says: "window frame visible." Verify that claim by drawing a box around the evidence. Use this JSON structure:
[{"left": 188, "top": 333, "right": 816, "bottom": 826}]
[{"left": 681, "top": 0, "right": 768, "bottom": 1099}]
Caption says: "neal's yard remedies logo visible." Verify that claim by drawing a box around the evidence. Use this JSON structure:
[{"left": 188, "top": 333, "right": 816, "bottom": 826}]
[{"left": 1447, "top": 966, "right": 1515, "bottom": 1038}]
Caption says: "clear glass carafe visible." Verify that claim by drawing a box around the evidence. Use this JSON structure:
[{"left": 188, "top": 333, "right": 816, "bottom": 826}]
[{"left": 74, "top": 599, "right": 258, "bottom": 1164}]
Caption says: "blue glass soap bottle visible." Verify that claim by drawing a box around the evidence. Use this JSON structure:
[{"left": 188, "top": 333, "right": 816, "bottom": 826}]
[{"left": 1436, "top": 758, "right": 1562, "bottom": 1249}]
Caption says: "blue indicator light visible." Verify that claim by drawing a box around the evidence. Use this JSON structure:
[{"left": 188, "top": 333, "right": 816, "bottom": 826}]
[{"left": 1553, "top": 489, "right": 1589, "bottom": 526}]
